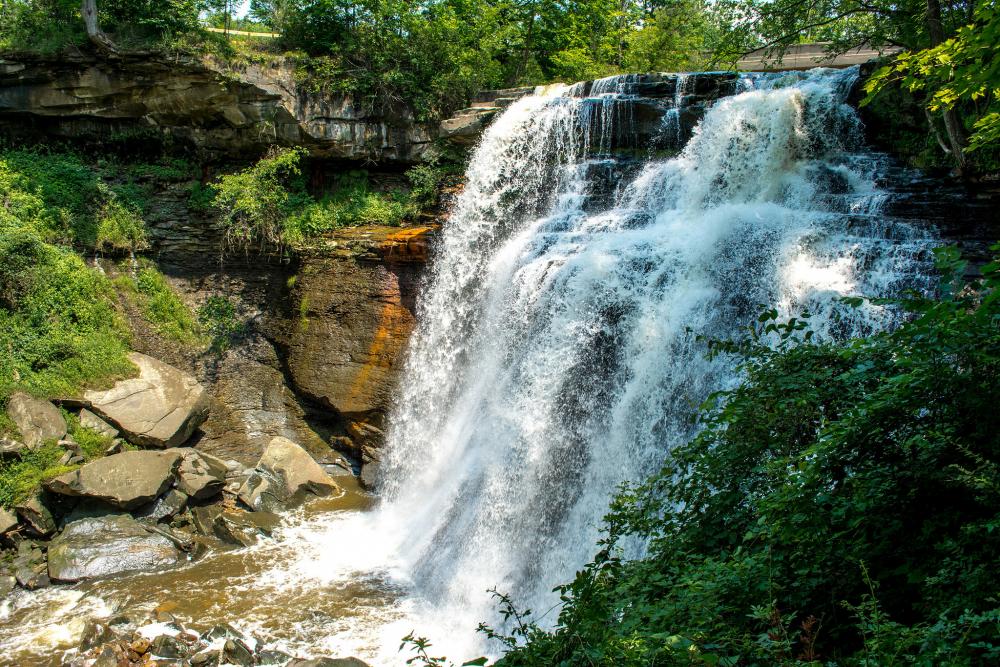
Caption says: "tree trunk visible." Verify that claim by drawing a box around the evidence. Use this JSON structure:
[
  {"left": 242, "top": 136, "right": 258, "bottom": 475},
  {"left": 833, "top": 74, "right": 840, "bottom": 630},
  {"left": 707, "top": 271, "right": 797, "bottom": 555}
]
[
  {"left": 81, "top": 0, "right": 118, "bottom": 54},
  {"left": 925, "top": 0, "right": 968, "bottom": 172}
]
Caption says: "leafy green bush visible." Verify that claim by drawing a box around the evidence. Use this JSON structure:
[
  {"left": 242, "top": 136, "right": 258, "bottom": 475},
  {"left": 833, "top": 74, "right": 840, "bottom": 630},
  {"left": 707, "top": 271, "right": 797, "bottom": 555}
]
[
  {"left": 118, "top": 266, "right": 201, "bottom": 345},
  {"left": 493, "top": 246, "right": 1000, "bottom": 666},
  {"left": 96, "top": 199, "right": 149, "bottom": 255},
  {"left": 0, "top": 441, "right": 76, "bottom": 509},
  {"left": 212, "top": 147, "right": 309, "bottom": 252}
]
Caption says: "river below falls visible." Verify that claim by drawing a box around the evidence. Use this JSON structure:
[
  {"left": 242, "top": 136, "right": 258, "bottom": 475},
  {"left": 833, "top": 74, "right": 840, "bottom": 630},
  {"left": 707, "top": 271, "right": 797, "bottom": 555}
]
[{"left": 0, "top": 478, "right": 455, "bottom": 666}]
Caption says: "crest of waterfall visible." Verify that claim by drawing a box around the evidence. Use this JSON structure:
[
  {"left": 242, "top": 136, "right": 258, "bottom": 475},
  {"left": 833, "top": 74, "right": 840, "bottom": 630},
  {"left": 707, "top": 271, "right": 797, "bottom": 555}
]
[{"left": 375, "top": 67, "right": 937, "bottom": 653}]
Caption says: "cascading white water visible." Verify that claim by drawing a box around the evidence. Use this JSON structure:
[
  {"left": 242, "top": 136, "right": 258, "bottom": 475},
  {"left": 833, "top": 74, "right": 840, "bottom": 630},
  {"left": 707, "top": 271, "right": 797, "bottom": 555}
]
[{"left": 372, "top": 67, "right": 936, "bottom": 658}]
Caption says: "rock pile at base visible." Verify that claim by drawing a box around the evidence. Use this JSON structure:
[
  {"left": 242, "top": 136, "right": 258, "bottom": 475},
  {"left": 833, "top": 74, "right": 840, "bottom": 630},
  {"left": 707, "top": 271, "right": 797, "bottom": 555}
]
[{"left": 76, "top": 615, "right": 372, "bottom": 667}]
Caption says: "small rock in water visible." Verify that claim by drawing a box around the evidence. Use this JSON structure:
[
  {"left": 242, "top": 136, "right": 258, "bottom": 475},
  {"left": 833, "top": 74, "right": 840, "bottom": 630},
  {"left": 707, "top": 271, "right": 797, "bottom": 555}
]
[
  {"left": 151, "top": 633, "right": 188, "bottom": 659},
  {"left": 191, "top": 650, "right": 221, "bottom": 666},
  {"left": 0, "top": 574, "right": 16, "bottom": 597},
  {"left": 257, "top": 649, "right": 294, "bottom": 665},
  {"left": 136, "top": 488, "right": 189, "bottom": 523},
  {"left": 200, "top": 623, "right": 244, "bottom": 643},
  {"left": 78, "top": 621, "right": 116, "bottom": 651},
  {"left": 223, "top": 637, "right": 255, "bottom": 665}
]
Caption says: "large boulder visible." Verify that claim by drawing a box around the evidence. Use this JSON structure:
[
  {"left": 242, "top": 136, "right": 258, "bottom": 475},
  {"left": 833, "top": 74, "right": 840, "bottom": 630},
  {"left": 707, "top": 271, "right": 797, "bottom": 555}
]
[
  {"left": 47, "top": 515, "right": 181, "bottom": 582},
  {"left": 239, "top": 437, "right": 339, "bottom": 512},
  {"left": 80, "top": 353, "right": 209, "bottom": 448},
  {"left": 6, "top": 392, "right": 66, "bottom": 448},
  {"left": 44, "top": 450, "right": 183, "bottom": 509}
]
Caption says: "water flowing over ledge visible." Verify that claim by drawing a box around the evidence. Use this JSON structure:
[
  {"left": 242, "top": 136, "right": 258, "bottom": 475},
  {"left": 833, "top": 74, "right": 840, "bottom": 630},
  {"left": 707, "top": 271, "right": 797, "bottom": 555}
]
[{"left": 374, "top": 66, "right": 936, "bottom": 659}]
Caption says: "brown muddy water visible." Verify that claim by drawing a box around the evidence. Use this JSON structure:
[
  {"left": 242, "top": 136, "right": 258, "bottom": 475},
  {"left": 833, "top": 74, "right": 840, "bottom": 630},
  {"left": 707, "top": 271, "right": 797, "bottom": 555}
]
[{"left": 0, "top": 479, "right": 428, "bottom": 666}]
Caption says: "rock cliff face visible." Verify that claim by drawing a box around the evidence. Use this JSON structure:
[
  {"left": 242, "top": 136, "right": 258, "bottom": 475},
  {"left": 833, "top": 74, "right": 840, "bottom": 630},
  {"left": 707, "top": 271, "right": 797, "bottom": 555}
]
[
  {"left": 138, "top": 218, "right": 432, "bottom": 474},
  {"left": 0, "top": 53, "right": 436, "bottom": 161}
]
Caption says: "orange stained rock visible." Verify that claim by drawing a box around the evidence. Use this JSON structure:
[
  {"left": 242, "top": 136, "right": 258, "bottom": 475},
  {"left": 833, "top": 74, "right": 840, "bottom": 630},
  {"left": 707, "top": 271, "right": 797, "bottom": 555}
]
[
  {"left": 342, "top": 294, "right": 414, "bottom": 415},
  {"left": 378, "top": 226, "right": 437, "bottom": 263}
]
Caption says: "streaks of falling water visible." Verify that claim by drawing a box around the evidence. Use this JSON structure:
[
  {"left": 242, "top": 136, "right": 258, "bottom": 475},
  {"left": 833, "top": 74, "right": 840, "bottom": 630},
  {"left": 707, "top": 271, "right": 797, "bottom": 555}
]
[{"left": 373, "top": 67, "right": 937, "bottom": 659}]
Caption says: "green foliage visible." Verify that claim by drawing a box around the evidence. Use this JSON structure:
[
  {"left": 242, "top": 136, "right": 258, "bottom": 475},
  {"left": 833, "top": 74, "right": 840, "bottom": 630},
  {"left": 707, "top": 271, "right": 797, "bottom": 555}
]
[
  {"left": 65, "top": 412, "right": 116, "bottom": 459},
  {"left": 213, "top": 152, "right": 438, "bottom": 249},
  {"left": 118, "top": 265, "right": 202, "bottom": 345},
  {"left": 197, "top": 295, "right": 244, "bottom": 352},
  {"left": 495, "top": 245, "right": 1000, "bottom": 666},
  {"left": 0, "top": 440, "right": 75, "bottom": 509},
  {"left": 0, "top": 236, "right": 134, "bottom": 403},
  {"left": 0, "top": 0, "right": 207, "bottom": 53},
  {"left": 96, "top": 198, "right": 149, "bottom": 254},
  {"left": 863, "top": 1, "right": 1000, "bottom": 161},
  {"left": 212, "top": 147, "right": 309, "bottom": 252}
]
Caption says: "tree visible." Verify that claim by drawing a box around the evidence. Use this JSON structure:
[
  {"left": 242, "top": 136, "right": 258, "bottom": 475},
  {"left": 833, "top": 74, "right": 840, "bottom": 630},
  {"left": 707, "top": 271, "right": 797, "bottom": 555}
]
[{"left": 81, "top": 0, "right": 118, "bottom": 52}]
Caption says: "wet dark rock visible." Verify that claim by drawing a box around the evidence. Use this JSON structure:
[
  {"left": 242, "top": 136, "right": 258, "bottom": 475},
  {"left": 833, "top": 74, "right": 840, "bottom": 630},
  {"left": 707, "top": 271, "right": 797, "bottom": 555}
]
[
  {"left": 200, "top": 623, "right": 244, "bottom": 643},
  {"left": 15, "top": 492, "right": 56, "bottom": 536},
  {"left": 0, "top": 574, "right": 15, "bottom": 597},
  {"left": 79, "top": 621, "right": 116, "bottom": 651},
  {"left": 150, "top": 634, "right": 189, "bottom": 659},
  {"left": 6, "top": 392, "right": 66, "bottom": 448},
  {"left": 47, "top": 514, "right": 182, "bottom": 582},
  {"left": 191, "top": 650, "right": 221, "bottom": 666},
  {"left": 12, "top": 543, "right": 49, "bottom": 590},
  {"left": 44, "top": 449, "right": 183, "bottom": 509},
  {"left": 223, "top": 637, "right": 255, "bottom": 665},
  {"left": 212, "top": 510, "right": 280, "bottom": 547},
  {"left": 258, "top": 649, "right": 294, "bottom": 665},
  {"left": 136, "top": 488, "right": 189, "bottom": 523}
]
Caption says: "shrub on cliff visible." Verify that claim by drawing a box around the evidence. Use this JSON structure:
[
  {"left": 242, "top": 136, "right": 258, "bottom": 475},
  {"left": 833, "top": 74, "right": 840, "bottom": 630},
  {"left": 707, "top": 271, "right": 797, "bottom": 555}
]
[
  {"left": 479, "top": 246, "right": 1000, "bottom": 666},
  {"left": 212, "top": 146, "right": 309, "bottom": 253}
]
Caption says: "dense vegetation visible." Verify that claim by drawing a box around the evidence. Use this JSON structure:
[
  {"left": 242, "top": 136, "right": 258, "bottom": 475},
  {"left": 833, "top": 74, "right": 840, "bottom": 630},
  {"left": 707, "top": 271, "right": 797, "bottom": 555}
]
[
  {"left": 408, "top": 247, "right": 995, "bottom": 666},
  {"left": 211, "top": 147, "right": 448, "bottom": 251}
]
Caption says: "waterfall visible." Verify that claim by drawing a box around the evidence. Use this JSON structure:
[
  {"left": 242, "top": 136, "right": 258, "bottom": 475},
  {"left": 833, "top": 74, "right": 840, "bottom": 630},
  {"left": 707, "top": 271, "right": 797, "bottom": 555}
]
[{"left": 371, "top": 66, "right": 936, "bottom": 658}]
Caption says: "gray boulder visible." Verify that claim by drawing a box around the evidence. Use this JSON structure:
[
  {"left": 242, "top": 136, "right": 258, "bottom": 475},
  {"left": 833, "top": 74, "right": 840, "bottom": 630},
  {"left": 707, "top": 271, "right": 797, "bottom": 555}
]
[
  {"left": 80, "top": 353, "right": 209, "bottom": 448},
  {"left": 136, "top": 488, "right": 189, "bottom": 523},
  {"left": 173, "top": 449, "right": 228, "bottom": 500},
  {"left": 237, "top": 437, "right": 339, "bottom": 511},
  {"left": 79, "top": 408, "right": 119, "bottom": 439},
  {"left": 44, "top": 450, "right": 183, "bottom": 509},
  {"left": 6, "top": 392, "right": 66, "bottom": 447},
  {"left": 47, "top": 514, "right": 182, "bottom": 582},
  {"left": 0, "top": 574, "right": 15, "bottom": 597}
]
